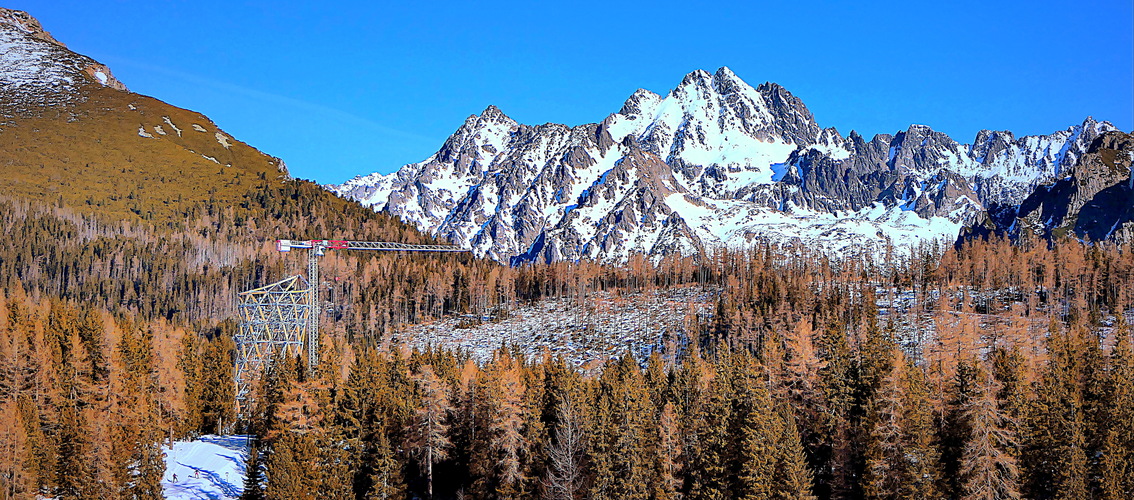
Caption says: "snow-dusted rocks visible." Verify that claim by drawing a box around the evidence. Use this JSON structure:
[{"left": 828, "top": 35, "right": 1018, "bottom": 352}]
[
  {"left": 965, "top": 131, "right": 1134, "bottom": 245},
  {"left": 0, "top": 8, "right": 126, "bottom": 108},
  {"left": 332, "top": 67, "right": 1119, "bottom": 263}
]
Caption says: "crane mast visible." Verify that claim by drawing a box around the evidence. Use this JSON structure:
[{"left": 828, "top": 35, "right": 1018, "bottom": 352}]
[
  {"left": 276, "top": 239, "right": 468, "bottom": 373},
  {"left": 234, "top": 239, "right": 467, "bottom": 417}
]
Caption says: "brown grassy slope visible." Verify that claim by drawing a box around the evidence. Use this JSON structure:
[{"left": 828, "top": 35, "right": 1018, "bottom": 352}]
[{"left": 0, "top": 81, "right": 287, "bottom": 225}]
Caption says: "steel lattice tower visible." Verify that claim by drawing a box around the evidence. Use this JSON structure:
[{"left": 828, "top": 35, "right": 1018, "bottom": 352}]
[
  {"left": 234, "top": 275, "right": 311, "bottom": 416},
  {"left": 234, "top": 239, "right": 467, "bottom": 418}
]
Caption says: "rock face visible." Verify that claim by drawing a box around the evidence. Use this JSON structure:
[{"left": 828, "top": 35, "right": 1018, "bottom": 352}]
[
  {"left": 333, "top": 67, "right": 1119, "bottom": 263},
  {"left": 963, "top": 131, "right": 1134, "bottom": 245},
  {"left": 0, "top": 8, "right": 127, "bottom": 96},
  {"left": 0, "top": 8, "right": 64, "bottom": 46}
]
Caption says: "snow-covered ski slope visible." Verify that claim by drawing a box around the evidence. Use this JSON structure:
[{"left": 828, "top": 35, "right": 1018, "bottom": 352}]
[{"left": 162, "top": 435, "right": 250, "bottom": 499}]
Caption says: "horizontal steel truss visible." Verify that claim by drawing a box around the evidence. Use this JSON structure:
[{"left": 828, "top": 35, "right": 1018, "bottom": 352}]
[{"left": 278, "top": 239, "right": 470, "bottom": 253}]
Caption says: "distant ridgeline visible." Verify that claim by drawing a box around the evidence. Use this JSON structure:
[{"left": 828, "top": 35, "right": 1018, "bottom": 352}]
[{"left": 334, "top": 68, "right": 1133, "bottom": 264}]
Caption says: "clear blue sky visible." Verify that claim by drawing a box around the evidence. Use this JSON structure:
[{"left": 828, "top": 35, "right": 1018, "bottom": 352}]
[{"left": 12, "top": 0, "right": 1133, "bottom": 184}]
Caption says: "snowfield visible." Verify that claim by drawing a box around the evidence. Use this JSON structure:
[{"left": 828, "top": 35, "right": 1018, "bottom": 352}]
[{"left": 162, "top": 435, "right": 250, "bottom": 499}]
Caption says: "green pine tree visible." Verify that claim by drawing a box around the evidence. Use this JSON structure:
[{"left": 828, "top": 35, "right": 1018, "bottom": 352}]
[
  {"left": 732, "top": 358, "right": 778, "bottom": 500},
  {"left": 1021, "top": 325, "right": 1089, "bottom": 499},
  {"left": 774, "top": 411, "right": 817, "bottom": 500},
  {"left": 241, "top": 441, "right": 265, "bottom": 500}
]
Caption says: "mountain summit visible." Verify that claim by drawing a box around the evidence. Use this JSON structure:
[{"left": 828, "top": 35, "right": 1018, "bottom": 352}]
[
  {"left": 335, "top": 68, "right": 1118, "bottom": 263},
  {"left": 0, "top": 7, "right": 127, "bottom": 98}
]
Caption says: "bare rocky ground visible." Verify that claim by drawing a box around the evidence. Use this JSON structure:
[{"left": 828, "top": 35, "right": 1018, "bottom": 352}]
[
  {"left": 391, "top": 285, "right": 716, "bottom": 368},
  {"left": 391, "top": 283, "right": 1133, "bottom": 368}
]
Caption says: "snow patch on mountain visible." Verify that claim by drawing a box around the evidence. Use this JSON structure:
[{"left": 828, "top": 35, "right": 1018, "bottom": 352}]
[
  {"left": 0, "top": 13, "right": 125, "bottom": 108},
  {"left": 332, "top": 67, "right": 1117, "bottom": 263}
]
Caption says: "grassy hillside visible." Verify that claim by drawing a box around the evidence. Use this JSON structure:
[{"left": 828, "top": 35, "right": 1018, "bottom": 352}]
[{"left": 0, "top": 82, "right": 287, "bottom": 226}]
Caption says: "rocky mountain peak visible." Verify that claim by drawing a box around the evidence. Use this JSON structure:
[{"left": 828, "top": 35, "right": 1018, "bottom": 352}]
[
  {"left": 0, "top": 9, "right": 127, "bottom": 99},
  {"left": 711, "top": 66, "right": 748, "bottom": 93},
  {"left": 618, "top": 88, "right": 663, "bottom": 118},
  {"left": 478, "top": 104, "right": 513, "bottom": 125},
  {"left": 678, "top": 68, "right": 714, "bottom": 87},
  {"left": 0, "top": 8, "right": 62, "bottom": 46},
  {"left": 334, "top": 67, "right": 1126, "bottom": 263},
  {"left": 755, "top": 81, "right": 820, "bottom": 146},
  {"left": 969, "top": 129, "right": 1014, "bottom": 162}
]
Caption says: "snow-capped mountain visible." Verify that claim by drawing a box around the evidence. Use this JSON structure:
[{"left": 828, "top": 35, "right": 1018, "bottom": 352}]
[{"left": 333, "top": 67, "right": 1116, "bottom": 263}]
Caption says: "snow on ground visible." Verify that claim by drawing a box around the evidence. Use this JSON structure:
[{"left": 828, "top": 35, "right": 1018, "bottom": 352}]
[
  {"left": 663, "top": 194, "right": 963, "bottom": 257},
  {"left": 393, "top": 285, "right": 715, "bottom": 367},
  {"left": 162, "top": 435, "right": 250, "bottom": 500}
]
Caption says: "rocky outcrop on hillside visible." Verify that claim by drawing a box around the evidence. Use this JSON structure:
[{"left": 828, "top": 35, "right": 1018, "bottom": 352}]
[
  {"left": 334, "top": 68, "right": 1119, "bottom": 263},
  {"left": 0, "top": 7, "right": 63, "bottom": 46},
  {"left": 0, "top": 8, "right": 127, "bottom": 96}
]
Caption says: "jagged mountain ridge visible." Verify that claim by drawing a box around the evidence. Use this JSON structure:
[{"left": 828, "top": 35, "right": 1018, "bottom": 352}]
[
  {"left": 334, "top": 68, "right": 1116, "bottom": 263},
  {"left": 962, "top": 131, "right": 1134, "bottom": 245}
]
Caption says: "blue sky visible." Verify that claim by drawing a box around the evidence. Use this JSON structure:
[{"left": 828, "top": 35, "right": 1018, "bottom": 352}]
[{"left": 12, "top": 0, "right": 1133, "bottom": 184}]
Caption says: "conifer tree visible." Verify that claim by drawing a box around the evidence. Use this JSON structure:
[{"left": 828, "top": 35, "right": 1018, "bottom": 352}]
[
  {"left": 588, "top": 354, "right": 652, "bottom": 500},
  {"left": 731, "top": 356, "right": 778, "bottom": 500},
  {"left": 199, "top": 327, "right": 237, "bottom": 435},
  {"left": 774, "top": 411, "right": 816, "bottom": 500},
  {"left": 816, "top": 320, "right": 855, "bottom": 499},
  {"left": 898, "top": 359, "right": 941, "bottom": 499},
  {"left": 684, "top": 368, "right": 730, "bottom": 500},
  {"left": 653, "top": 401, "right": 683, "bottom": 500},
  {"left": 318, "top": 428, "right": 355, "bottom": 499},
  {"left": 490, "top": 358, "right": 528, "bottom": 498},
  {"left": 365, "top": 430, "right": 404, "bottom": 500},
  {"left": 405, "top": 364, "right": 452, "bottom": 499},
  {"left": 612, "top": 355, "right": 653, "bottom": 500},
  {"left": 0, "top": 400, "right": 31, "bottom": 500},
  {"left": 862, "top": 353, "right": 906, "bottom": 500},
  {"left": 989, "top": 346, "right": 1028, "bottom": 450},
  {"left": 132, "top": 440, "right": 167, "bottom": 500},
  {"left": 241, "top": 441, "right": 265, "bottom": 500},
  {"left": 264, "top": 432, "right": 319, "bottom": 500},
  {"left": 54, "top": 404, "right": 96, "bottom": 499},
  {"left": 544, "top": 391, "right": 584, "bottom": 500},
  {"left": 960, "top": 378, "right": 1020, "bottom": 500},
  {"left": 15, "top": 395, "right": 49, "bottom": 495},
  {"left": 1099, "top": 319, "right": 1134, "bottom": 500},
  {"left": 178, "top": 333, "right": 204, "bottom": 435},
  {"left": 1021, "top": 325, "right": 1089, "bottom": 499},
  {"left": 939, "top": 359, "right": 980, "bottom": 498}
]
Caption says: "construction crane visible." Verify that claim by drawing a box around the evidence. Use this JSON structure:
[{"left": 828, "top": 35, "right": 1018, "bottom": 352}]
[
  {"left": 234, "top": 239, "right": 467, "bottom": 416},
  {"left": 277, "top": 239, "right": 468, "bottom": 370}
]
